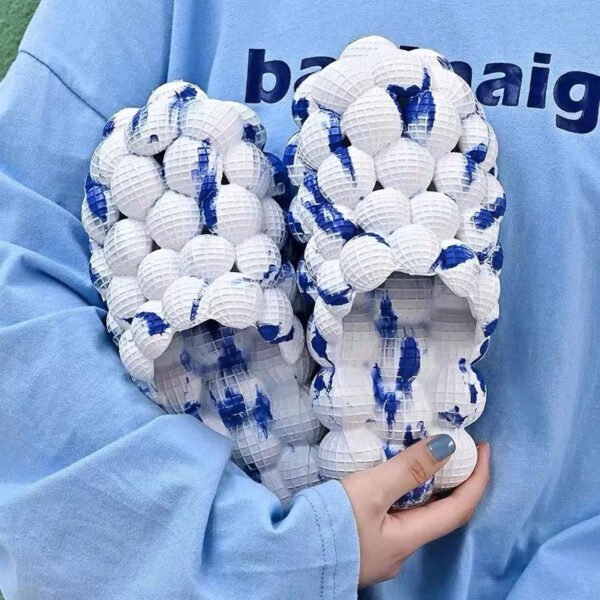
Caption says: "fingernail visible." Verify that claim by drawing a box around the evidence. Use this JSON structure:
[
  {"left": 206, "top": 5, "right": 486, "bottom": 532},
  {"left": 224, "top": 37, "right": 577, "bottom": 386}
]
[{"left": 427, "top": 434, "right": 456, "bottom": 462}]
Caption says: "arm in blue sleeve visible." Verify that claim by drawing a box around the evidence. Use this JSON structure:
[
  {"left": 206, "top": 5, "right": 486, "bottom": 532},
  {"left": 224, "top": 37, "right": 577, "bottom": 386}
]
[{"left": 0, "top": 3, "right": 360, "bottom": 598}]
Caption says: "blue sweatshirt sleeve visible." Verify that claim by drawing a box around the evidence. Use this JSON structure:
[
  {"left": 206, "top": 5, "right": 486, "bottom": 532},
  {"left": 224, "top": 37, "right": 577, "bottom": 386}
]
[{"left": 0, "top": 2, "right": 360, "bottom": 599}]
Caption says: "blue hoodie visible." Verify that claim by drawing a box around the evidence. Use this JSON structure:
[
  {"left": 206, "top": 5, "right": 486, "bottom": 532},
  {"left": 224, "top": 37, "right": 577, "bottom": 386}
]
[{"left": 1, "top": 1, "right": 599, "bottom": 598}]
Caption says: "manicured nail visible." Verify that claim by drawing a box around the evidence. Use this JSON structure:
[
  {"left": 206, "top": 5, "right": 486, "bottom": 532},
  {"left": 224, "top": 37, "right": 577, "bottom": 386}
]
[{"left": 427, "top": 434, "right": 456, "bottom": 462}]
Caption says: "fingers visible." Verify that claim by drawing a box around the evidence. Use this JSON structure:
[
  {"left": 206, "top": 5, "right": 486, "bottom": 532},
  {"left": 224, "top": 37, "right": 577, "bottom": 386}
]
[
  {"left": 390, "top": 443, "right": 490, "bottom": 553},
  {"left": 369, "top": 434, "right": 457, "bottom": 509}
]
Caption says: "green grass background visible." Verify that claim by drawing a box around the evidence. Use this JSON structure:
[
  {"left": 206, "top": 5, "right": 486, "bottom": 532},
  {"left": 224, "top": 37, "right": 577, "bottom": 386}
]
[
  {"left": 0, "top": 0, "right": 39, "bottom": 78},
  {"left": 0, "top": 3, "right": 40, "bottom": 596}
]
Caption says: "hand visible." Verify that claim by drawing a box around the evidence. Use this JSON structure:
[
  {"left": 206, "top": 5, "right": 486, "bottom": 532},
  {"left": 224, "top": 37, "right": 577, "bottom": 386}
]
[{"left": 342, "top": 435, "right": 490, "bottom": 588}]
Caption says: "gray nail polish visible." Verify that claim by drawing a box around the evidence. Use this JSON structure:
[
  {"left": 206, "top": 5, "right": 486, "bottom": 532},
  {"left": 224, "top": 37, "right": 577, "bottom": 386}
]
[{"left": 427, "top": 434, "right": 456, "bottom": 462}]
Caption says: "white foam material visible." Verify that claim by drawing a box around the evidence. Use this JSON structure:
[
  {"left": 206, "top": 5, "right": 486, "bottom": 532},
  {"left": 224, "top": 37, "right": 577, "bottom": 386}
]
[
  {"left": 410, "top": 191, "right": 461, "bottom": 240},
  {"left": 260, "top": 197, "right": 288, "bottom": 249},
  {"left": 103, "top": 219, "right": 153, "bottom": 276},
  {"left": 179, "top": 234, "right": 236, "bottom": 281},
  {"left": 375, "top": 138, "right": 436, "bottom": 197},
  {"left": 342, "top": 87, "right": 403, "bottom": 156},
  {"left": 317, "top": 146, "right": 376, "bottom": 209},
  {"left": 83, "top": 83, "right": 321, "bottom": 503},
  {"left": 209, "top": 184, "right": 263, "bottom": 244},
  {"left": 89, "top": 247, "right": 113, "bottom": 296},
  {"left": 235, "top": 234, "right": 282, "bottom": 287},
  {"left": 354, "top": 188, "right": 411, "bottom": 235},
  {"left": 339, "top": 35, "right": 398, "bottom": 61},
  {"left": 137, "top": 249, "right": 181, "bottom": 300},
  {"left": 145, "top": 190, "right": 201, "bottom": 251},
  {"left": 83, "top": 39, "right": 506, "bottom": 504},
  {"left": 110, "top": 155, "right": 165, "bottom": 220},
  {"left": 81, "top": 187, "right": 119, "bottom": 245},
  {"left": 179, "top": 98, "right": 244, "bottom": 152},
  {"left": 286, "top": 37, "right": 506, "bottom": 505}
]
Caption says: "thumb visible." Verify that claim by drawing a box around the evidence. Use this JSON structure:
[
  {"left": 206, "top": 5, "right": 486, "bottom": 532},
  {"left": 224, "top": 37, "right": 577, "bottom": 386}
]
[{"left": 369, "top": 434, "right": 456, "bottom": 510}]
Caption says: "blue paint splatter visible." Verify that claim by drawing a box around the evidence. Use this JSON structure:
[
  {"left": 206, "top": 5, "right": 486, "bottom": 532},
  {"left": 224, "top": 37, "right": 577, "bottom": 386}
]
[
  {"left": 489, "top": 194, "right": 507, "bottom": 219},
  {"left": 180, "top": 349, "right": 194, "bottom": 372},
  {"left": 384, "top": 441, "right": 398, "bottom": 460},
  {"left": 438, "top": 406, "right": 465, "bottom": 427},
  {"left": 168, "top": 85, "right": 198, "bottom": 128},
  {"left": 245, "top": 123, "right": 267, "bottom": 148},
  {"left": 404, "top": 90, "right": 436, "bottom": 133},
  {"left": 473, "top": 339, "right": 491, "bottom": 364},
  {"left": 282, "top": 139, "right": 298, "bottom": 170},
  {"left": 130, "top": 106, "right": 145, "bottom": 134},
  {"left": 371, "top": 363, "right": 400, "bottom": 428},
  {"left": 183, "top": 401, "right": 202, "bottom": 419},
  {"left": 89, "top": 264, "right": 100, "bottom": 287},
  {"left": 422, "top": 69, "right": 431, "bottom": 92},
  {"left": 483, "top": 319, "right": 498, "bottom": 337},
  {"left": 136, "top": 311, "right": 169, "bottom": 336},
  {"left": 303, "top": 170, "right": 327, "bottom": 205},
  {"left": 376, "top": 292, "right": 398, "bottom": 338},
  {"left": 309, "top": 202, "right": 358, "bottom": 241},
  {"left": 311, "top": 327, "right": 329, "bottom": 362},
  {"left": 262, "top": 263, "right": 280, "bottom": 284},
  {"left": 264, "top": 152, "right": 289, "bottom": 203},
  {"left": 190, "top": 291, "right": 203, "bottom": 322},
  {"left": 253, "top": 387, "right": 273, "bottom": 438},
  {"left": 372, "top": 336, "right": 421, "bottom": 429},
  {"left": 275, "top": 260, "right": 294, "bottom": 290},
  {"left": 397, "top": 337, "right": 421, "bottom": 381},
  {"left": 286, "top": 207, "right": 306, "bottom": 240},
  {"left": 243, "top": 124, "right": 257, "bottom": 143},
  {"left": 271, "top": 325, "right": 295, "bottom": 344},
  {"left": 313, "top": 368, "right": 334, "bottom": 396},
  {"left": 472, "top": 208, "right": 496, "bottom": 230},
  {"left": 319, "top": 283, "right": 353, "bottom": 306},
  {"left": 335, "top": 147, "right": 355, "bottom": 181},
  {"left": 102, "top": 119, "right": 115, "bottom": 138},
  {"left": 464, "top": 155, "right": 478, "bottom": 185},
  {"left": 472, "top": 365, "right": 486, "bottom": 393},
  {"left": 205, "top": 322, "right": 248, "bottom": 373},
  {"left": 437, "top": 56, "right": 453, "bottom": 70},
  {"left": 466, "top": 143, "right": 488, "bottom": 164},
  {"left": 218, "top": 333, "right": 247, "bottom": 372},
  {"left": 396, "top": 478, "right": 433, "bottom": 508},
  {"left": 191, "top": 142, "right": 218, "bottom": 229},
  {"left": 211, "top": 386, "right": 247, "bottom": 430},
  {"left": 491, "top": 244, "right": 504, "bottom": 272},
  {"left": 296, "top": 263, "right": 311, "bottom": 291},
  {"left": 177, "top": 85, "right": 198, "bottom": 103},
  {"left": 257, "top": 323, "right": 280, "bottom": 342},
  {"left": 403, "top": 422, "right": 425, "bottom": 447},
  {"left": 361, "top": 232, "right": 390, "bottom": 247},
  {"left": 296, "top": 261, "right": 316, "bottom": 302},
  {"left": 278, "top": 259, "right": 293, "bottom": 280},
  {"left": 387, "top": 70, "right": 431, "bottom": 113},
  {"left": 469, "top": 384, "right": 478, "bottom": 404},
  {"left": 135, "top": 380, "right": 157, "bottom": 399},
  {"left": 292, "top": 97, "right": 310, "bottom": 123},
  {"left": 85, "top": 174, "right": 109, "bottom": 221},
  {"left": 386, "top": 85, "right": 405, "bottom": 114},
  {"left": 438, "top": 244, "right": 476, "bottom": 270},
  {"left": 324, "top": 110, "right": 343, "bottom": 152},
  {"left": 477, "top": 243, "right": 504, "bottom": 273}
]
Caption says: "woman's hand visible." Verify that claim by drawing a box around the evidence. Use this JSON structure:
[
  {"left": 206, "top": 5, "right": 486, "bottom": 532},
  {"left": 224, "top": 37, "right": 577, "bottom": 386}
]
[{"left": 342, "top": 435, "right": 490, "bottom": 588}]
